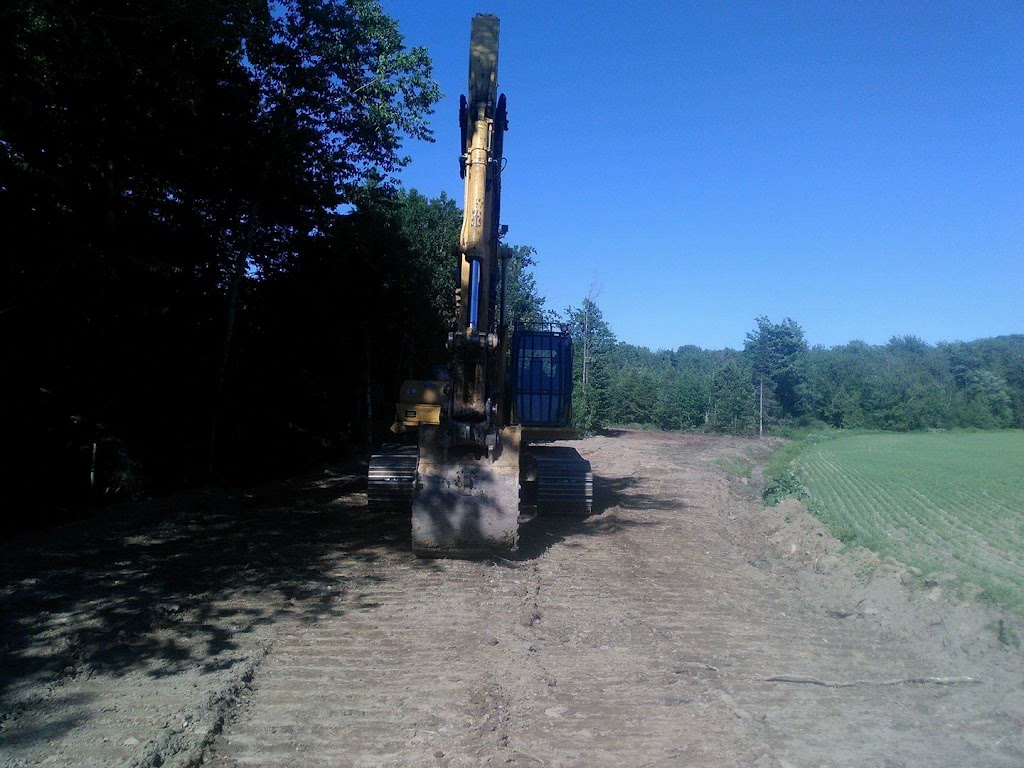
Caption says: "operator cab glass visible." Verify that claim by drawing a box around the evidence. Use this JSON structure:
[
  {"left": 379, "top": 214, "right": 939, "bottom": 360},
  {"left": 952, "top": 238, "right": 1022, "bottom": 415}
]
[{"left": 511, "top": 324, "right": 574, "bottom": 427}]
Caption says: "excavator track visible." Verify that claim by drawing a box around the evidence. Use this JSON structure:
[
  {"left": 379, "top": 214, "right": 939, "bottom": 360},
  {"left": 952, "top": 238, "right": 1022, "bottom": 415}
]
[
  {"left": 367, "top": 444, "right": 417, "bottom": 510},
  {"left": 531, "top": 446, "right": 594, "bottom": 515},
  {"left": 368, "top": 442, "right": 593, "bottom": 525}
]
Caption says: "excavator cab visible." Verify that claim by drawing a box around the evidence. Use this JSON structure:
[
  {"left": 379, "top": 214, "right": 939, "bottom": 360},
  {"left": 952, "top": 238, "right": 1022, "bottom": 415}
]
[{"left": 511, "top": 323, "right": 574, "bottom": 428}]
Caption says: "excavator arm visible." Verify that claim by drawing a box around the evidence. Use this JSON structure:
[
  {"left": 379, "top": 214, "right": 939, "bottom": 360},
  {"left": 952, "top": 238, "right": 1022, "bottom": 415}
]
[{"left": 451, "top": 13, "right": 507, "bottom": 429}]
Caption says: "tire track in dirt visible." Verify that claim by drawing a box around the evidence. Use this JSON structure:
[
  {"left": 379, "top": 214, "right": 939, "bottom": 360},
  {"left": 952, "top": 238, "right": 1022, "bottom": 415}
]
[
  {"left": 203, "top": 553, "right": 509, "bottom": 767},
  {"left": 203, "top": 430, "right": 1024, "bottom": 767}
]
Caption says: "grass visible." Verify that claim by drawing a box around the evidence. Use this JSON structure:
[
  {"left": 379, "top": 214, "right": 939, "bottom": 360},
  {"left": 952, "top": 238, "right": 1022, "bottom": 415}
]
[
  {"left": 715, "top": 456, "right": 754, "bottom": 479},
  {"left": 784, "top": 431, "right": 1024, "bottom": 615}
]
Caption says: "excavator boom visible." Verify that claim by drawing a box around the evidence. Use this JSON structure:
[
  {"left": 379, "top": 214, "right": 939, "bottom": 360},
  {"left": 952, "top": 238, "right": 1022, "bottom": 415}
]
[{"left": 369, "top": 15, "right": 593, "bottom": 559}]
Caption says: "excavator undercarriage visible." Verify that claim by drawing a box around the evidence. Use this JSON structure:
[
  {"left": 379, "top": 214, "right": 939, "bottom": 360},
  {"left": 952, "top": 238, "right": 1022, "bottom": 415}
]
[{"left": 370, "top": 422, "right": 593, "bottom": 557}]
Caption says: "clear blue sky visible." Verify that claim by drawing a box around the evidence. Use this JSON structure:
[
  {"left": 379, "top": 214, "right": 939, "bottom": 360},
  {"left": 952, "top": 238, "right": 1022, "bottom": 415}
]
[{"left": 379, "top": 1, "right": 1023, "bottom": 352}]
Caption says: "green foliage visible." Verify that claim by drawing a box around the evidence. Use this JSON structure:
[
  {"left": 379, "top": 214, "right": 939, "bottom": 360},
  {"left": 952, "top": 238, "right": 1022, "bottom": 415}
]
[
  {"left": 744, "top": 316, "right": 808, "bottom": 421},
  {"left": 654, "top": 373, "right": 707, "bottom": 430},
  {"left": 760, "top": 428, "right": 838, "bottom": 506},
  {"left": 708, "top": 358, "right": 756, "bottom": 434},
  {"left": 581, "top": 312, "right": 1024, "bottom": 438},
  {"left": 564, "top": 299, "right": 616, "bottom": 435},
  {"left": 2, "top": 0, "right": 444, "bottom": 511},
  {"left": 503, "top": 244, "right": 552, "bottom": 328},
  {"left": 394, "top": 189, "right": 463, "bottom": 328},
  {"left": 762, "top": 470, "right": 807, "bottom": 508},
  {"left": 963, "top": 370, "right": 1013, "bottom": 427},
  {"left": 610, "top": 369, "right": 659, "bottom": 426},
  {"left": 269, "top": 186, "right": 463, "bottom": 448},
  {"left": 550, "top": 301, "right": 1024, "bottom": 440}
]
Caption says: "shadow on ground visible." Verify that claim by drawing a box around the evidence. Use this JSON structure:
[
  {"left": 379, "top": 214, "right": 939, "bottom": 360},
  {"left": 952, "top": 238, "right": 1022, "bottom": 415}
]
[
  {"left": 514, "top": 452, "right": 674, "bottom": 560},
  {"left": 0, "top": 457, "right": 408, "bottom": 702},
  {"left": 0, "top": 431, "right": 674, "bottom": 704}
]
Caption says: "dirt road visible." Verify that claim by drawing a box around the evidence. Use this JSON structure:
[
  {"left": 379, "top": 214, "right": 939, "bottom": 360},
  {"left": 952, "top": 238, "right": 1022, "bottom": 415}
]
[{"left": 2, "top": 430, "right": 1022, "bottom": 767}]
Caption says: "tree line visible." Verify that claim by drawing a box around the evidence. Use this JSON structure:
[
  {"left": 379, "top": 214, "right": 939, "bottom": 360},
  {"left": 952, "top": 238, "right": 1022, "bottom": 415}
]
[
  {"left": 5, "top": 1, "right": 1019, "bottom": 523},
  {"left": 568, "top": 311, "right": 1024, "bottom": 436}
]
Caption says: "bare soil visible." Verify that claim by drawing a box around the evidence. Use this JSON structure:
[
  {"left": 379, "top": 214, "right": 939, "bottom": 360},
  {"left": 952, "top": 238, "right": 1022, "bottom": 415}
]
[{"left": 2, "top": 430, "right": 1022, "bottom": 767}]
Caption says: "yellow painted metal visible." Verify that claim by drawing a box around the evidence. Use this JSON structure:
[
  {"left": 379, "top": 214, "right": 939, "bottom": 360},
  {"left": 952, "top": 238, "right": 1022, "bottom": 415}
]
[
  {"left": 391, "top": 404, "right": 441, "bottom": 434},
  {"left": 457, "top": 13, "right": 500, "bottom": 338},
  {"left": 389, "top": 379, "right": 448, "bottom": 434},
  {"left": 451, "top": 14, "right": 506, "bottom": 424},
  {"left": 397, "top": 379, "right": 448, "bottom": 405},
  {"left": 412, "top": 424, "right": 521, "bottom": 558},
  {"left": 374, "top": 16, "right": 594, "bottom": 559},
  {"left": 410, "top": 15, "right": 522, "bottom": 558}
]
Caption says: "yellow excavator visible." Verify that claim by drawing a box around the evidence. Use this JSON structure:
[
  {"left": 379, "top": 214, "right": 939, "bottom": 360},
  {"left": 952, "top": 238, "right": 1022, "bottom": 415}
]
[{"left": 368, "top": 14, "right": 592, "bottom": 558}]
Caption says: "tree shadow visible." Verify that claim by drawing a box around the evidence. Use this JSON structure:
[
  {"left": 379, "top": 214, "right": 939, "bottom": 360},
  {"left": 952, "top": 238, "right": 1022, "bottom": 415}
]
[
  {"left": 0, "top": 429, "right": 685, "bottom": 749},
  {"left": 0, "top": 691, "right": 95, "bottom": 748},
  {"left": 514, "top": 461, "right": 678, "bottom": 559},
  {"left": 0, "top": 457, "right": 411, "bottom": 707}
]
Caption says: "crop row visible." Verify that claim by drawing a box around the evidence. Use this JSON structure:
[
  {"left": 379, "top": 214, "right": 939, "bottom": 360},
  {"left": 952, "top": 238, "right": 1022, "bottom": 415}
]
[{"left": 794, "top": 435, "right": 1024, "bottom": 601}]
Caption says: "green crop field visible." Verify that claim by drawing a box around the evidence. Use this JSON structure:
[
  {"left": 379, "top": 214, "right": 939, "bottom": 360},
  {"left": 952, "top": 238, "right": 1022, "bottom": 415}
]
[{"left": 791, "top": 431, "right": 1024, "bottom": 614}]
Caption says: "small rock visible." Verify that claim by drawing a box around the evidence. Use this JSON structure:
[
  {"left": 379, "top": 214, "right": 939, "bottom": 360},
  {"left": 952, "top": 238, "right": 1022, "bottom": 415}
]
[{"left": 123, "top": 737, "right": 140, "bottom": 747}]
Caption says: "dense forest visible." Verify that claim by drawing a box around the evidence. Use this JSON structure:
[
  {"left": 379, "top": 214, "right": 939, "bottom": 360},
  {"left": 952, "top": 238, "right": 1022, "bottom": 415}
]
[
  {"left": 4, "top": 1, "right": 1021, "bottom": 521},
  {"left": 578, "top": 311, "right": 1024, "bottom": 437}
]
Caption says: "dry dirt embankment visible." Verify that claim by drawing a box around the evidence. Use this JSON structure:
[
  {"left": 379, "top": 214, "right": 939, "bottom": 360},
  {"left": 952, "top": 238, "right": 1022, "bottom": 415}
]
[{"left": 2, "top": 430, "right": 1022, "bottom": 767}]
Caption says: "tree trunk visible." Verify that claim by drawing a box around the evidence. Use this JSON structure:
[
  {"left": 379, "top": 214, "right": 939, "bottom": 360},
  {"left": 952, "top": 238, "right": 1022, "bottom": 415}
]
[
  {"left": 759, "top": 377, "right": 764, "bottom": 438},
  {"left": 365, "top": 333, "right": 374, "bottom": 450},
  {"left": 208, "top": 210, "right": 257, "bottom": 478}
]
